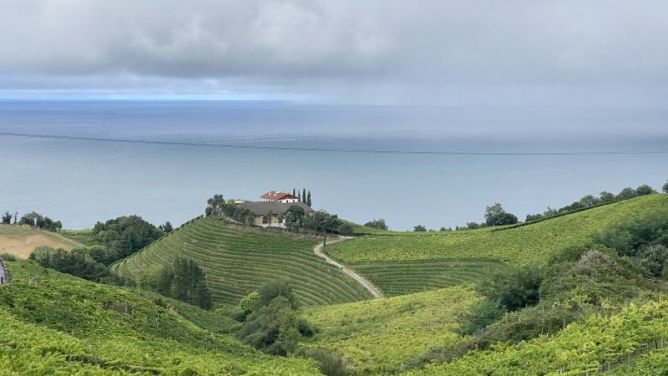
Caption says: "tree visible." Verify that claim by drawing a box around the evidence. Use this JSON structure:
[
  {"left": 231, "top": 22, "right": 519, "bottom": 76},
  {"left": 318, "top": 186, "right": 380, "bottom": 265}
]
[
  {"left": 18, "top": 212, "right": 62, "bottom": 232},
  {"left": 485, "top": 203, "right": 518, "bottom": 226},
  {"left": 616, "top": 187, "right": 637, "bottom": 200},
  {"left": 306, "top": 191, "right": 312, "bottom": 207},
  {"left": 282, "top": 205, "right": 306, "bottom": 231},
  {"left": 664, "top": 181, "right": 668, "bottom": 193},
  {"left": 599, "top": 191, "right": 615, "bottom": 202},
  {"left": 636, "top": 184, "right": 655, "bottom": 196},
  {"left": 1, "top": 212, "right": 11, "bottom": 224},
  {"left": 414, "top": 225, "right": 427, "bottom": 232},
  {"left": 91, "top": 215, "right": 163, "bottom": 264},
  {"left": 157, "top": 258, "right": 212, "bottom": 309},
  {"left": 364, "top": 219, "right": 388, "bottom": 230},
  {"left": 205, "top": 194, "right": 226, "bottom": 216},
  {"left": 292, "top": 188, "right": 297, "bottom": 197},
  {"left": 159, "top": 221, "right": 173, "bottom": 233},
  {"left": 302, "top": 189, "right": 307, "bottom": 204}
]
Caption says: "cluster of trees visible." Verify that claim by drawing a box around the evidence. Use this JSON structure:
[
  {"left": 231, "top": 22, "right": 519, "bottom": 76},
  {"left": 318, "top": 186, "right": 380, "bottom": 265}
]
[
  {"left": 281, "top": 206, "right": 352, "bottom": 238},
  {"left": 90, "top": 215, "right": 164, "bottom": 265},
  {"left": 364, "top": 219, "right": 388, "bottom": 230},
  {"left": 30, "top": 247, "right": 122, "bottom": 284},
  {"left": 157, "top": 258, "right": 212, "bottom": 309},
  {"left": 525, "top": 184, "right": 657, "bottom": 222},
  {"left": 292, "top": 188, "right": 312, "bottom": 207},
  {"left": 1, "top": 211, "right": 63, "bottom": 232},
  {"left": 205, "top": 194, "right": 255, "bottom": 225}
]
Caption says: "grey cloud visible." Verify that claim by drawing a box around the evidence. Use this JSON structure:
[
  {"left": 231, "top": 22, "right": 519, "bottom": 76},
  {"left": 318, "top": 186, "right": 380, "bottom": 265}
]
[{"left": 0, "top": 0, "right": 667, "bottom": 101}]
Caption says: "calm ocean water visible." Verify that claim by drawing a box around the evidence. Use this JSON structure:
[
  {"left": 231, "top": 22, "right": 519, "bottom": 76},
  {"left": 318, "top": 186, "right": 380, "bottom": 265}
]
[{"left": 0, "top": 100, "right": 666, "bottom": 230}]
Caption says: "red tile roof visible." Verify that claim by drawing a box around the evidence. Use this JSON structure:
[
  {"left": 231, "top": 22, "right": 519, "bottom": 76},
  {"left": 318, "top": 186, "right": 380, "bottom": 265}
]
[{"left": 261, "top": 191, "right": 299, "bottom": 201}]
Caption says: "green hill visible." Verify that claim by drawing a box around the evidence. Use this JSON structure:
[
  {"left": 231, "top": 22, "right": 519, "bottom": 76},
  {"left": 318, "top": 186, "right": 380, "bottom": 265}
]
[
  {"left": 0, "top": 260, "right": 320, "bottom": 375},
  {"left": 112, "top": 217, "right": 372, "bottom": 305},
  {"left": 304, "top": 285, "right": 480, "bottom": 374},
  {"left": 329, "top": 194, "right": 668, "bottom": 296}
]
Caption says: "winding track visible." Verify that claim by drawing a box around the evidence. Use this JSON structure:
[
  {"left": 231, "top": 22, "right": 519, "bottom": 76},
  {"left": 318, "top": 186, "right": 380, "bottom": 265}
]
[{"left": 313, "top": 237, "right": 384, "bottom": 299}]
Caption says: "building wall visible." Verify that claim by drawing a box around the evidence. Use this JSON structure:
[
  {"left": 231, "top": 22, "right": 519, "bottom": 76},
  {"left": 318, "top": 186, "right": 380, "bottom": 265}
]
[
  {"left": 278, "top": 198, "right": 299, "bottom": 203},
  {"left": 0, "top": 258, "right": 8, "bottom": 285}
]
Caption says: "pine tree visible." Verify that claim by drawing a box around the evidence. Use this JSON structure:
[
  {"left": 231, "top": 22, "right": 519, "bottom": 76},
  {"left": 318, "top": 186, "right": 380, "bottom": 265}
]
[{"left": 306, "top": 191, "right": 312, "bottom": 207}]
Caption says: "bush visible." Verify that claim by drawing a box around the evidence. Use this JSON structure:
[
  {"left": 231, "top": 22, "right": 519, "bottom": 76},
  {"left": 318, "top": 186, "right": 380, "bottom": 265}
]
[
  {"left": 364, "top": 219, "right": 388, "bottom": 230},
  {"left": 305, "top": 349, "right": 353, "bottom": 376},
  {"left": 664, "top": 180, "right": 668, "bottom": 193},
  {"left": 0, "top": 253, "right": 17, "bottom": 262},
  {"left": 413, "top": 225, "right": 427, "bottom": 232},
  {"left": 259, "top": 280, "right": 298, "bottom": 309},
  {"left": 29, "top": 247, "right": 121, "bottom": 284},
  {"left": 595, "top": 212, "right": 668, "bottom": 256},
  {"left": 477, "top": 266, "right": 543, "bottom": 311},
  {"left": 639, "top": 244, "right": 668, "bottom": 277},
  {"left": 337, "top": 223, "right": 353, "bottom": 236},
  {"left": 240, "top": 291, "right": 260, "bottom": 314}
]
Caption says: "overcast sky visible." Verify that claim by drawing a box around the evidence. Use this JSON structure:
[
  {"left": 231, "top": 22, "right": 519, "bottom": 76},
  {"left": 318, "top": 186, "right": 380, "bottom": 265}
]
[{"left": 1, "top": 0, "right": 667, "bottom": 105}]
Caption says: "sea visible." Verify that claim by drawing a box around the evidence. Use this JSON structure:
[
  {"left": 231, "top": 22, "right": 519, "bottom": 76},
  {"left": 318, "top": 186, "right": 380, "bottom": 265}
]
[{"left": 0, "top": 100, "right": 666, "bottom": 230}]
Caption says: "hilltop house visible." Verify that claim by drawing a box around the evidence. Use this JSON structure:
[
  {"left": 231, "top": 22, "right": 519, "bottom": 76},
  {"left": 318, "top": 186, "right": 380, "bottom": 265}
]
[
  {"left": 0, "top": 256, "right": 9, "bottom": 285},
  {"left": 261, "top": 191, "right": 300, "bottom": 203},
  {"left": 239, "top": 201, "right": 313, "bottom": 228}
]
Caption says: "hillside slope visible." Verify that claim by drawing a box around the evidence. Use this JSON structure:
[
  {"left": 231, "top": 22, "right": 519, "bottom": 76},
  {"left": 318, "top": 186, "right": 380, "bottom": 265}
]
[
  {"left": 304, "top": 286, "right": 480, "bottom": 374},
  {"left": 0, "top": 224, "right": 83, "bottom": 259},
  {"left": 112, "top": 217, "right": 372, "bottom": 305},
  {"left": 329, "top": 194, "right": 668, "bottom": 296},
  {"left": 0, "top": 260, "right": 320, "bottom": 375}
]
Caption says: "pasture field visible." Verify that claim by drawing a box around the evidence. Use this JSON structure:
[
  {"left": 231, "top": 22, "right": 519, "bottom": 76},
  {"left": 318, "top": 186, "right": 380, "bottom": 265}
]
[
  {"left": 0, "top": 224, "right": 83, "bottom": 259},
  {"left": 407, "top": 298, "right": 668, "bottom": 375},
  {"left": 112, "top": 216, "right": 372, "bottom": 305},
  {"left": 304, "top": 286, "right": 480, "bottom": 373},
  {"left": 0, "top": 260, "right": 320, "bottom": 375},
  {"left": 331, "top": 194, "right": 668, "bottom": 265}
]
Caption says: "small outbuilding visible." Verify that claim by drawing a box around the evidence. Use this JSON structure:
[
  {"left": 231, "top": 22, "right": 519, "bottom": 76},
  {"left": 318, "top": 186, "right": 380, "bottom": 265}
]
[{"left": 0, "top": 256, "right": 9, "bottom": 285}]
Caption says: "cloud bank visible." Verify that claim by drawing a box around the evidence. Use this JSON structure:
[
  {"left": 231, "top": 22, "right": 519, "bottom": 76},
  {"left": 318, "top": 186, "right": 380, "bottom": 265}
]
[{"left": 1, "top": 0, "right": 667, "bottom": 104}]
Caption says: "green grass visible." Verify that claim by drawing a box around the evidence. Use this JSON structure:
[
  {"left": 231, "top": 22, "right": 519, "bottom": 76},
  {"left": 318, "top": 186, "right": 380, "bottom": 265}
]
[
  {"left": 112, "top": 217, "right": 372, "bottom": 306},
  {"left": 60, "top": 228, "right": 102, "bottom": 247},
  {"left": 0, "top": 224, "right": 84, "bottom": 258},
  {"left": 304, "top": 285, "right": 480, "bottom": 374},
  {"left": 0, "top": 260, "right": 320, "bottom": 375}
]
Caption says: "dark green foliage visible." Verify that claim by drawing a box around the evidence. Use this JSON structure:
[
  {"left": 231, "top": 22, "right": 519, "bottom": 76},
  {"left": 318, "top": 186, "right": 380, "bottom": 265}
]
[
  {"left": 0, "top": 253, "right": 17, "bottom": 261},
  {"left": 18, "top": 211, "right": 62, "bottom": 231},
  {"left": 91, "top": 215, "right": 163, "bottom": 264},
  {"left": 337, "top": 223, "right": 353, "bottom": 236},
  {"left": 29, "top": 247, "right": 121, "bottom": 284},
  {"left": 205, "top": 194, "right": 255, "bottom": 225},
  {"left": 413, "top": 225, "right": 427, "bottom": 232},
  {"left": 477, "top": 266, "right": 543, "bottom": 311},
  {"left": 364, "top": 219, "right": 388, "bottom": 230},
  {"left": 663, "top": 180, "right": 668, "bottom": 193},
  {"left": 636, "top": 184, "right": 656, "bottom": 196},
  {"left": 238, "top": 281, "right": 313, "bottom": 356},
  {"left": 595, "top": 211, "right": 668, "bottom": 256},
  {"left": 1, "top": 211, "right": 11, "bottom": 224},
  {"left": 157, "top": 258, "right": 212, "bottom": 309},
  {"left": 639, "top": 245, "right": 668, "bottom": 277},
  {"left": 159, "top": 221, "right": 173, "bottom": 233},
  {"left": 306, "top": 191, "right": 312, "bottom": 207},
  {"left": 259, "top": 280, "right": 298, "bottom": 309},
  {"left": 485, "top": 203, "right": 518, "bottom": 226},
  {"left": 281, "top": 205, "right": 306, "bottom": 231}
]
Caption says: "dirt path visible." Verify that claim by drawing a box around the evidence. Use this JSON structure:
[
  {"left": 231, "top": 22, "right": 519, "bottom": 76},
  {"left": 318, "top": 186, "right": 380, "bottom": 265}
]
[{"left": 314, "top": 237, "right": 384, "bottom": 299}]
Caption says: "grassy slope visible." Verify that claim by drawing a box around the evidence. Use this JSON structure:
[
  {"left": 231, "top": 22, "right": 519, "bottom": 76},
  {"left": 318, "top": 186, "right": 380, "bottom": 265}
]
[
  {"left": 0, "top": 224, "right": 83, "bottom": 259},
  {"left": 112, "top": 217, "right": 371, "bottom": 306},
  {"left": 407, "top": 298, "right": 668, "bottom": 376},
  {"left": 329, "top": 194, "right": 668, "bottom": 296},
  {"left": 0, "top": 261, "right": 320, "bottom": 375},
  {"left": 304, "top": 286, "right": 480, "bottom": 374}
]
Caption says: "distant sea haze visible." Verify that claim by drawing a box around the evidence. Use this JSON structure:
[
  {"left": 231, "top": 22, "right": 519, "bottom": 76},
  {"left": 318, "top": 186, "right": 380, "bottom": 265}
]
[{"left": 0, "top": 100, "right": 666, "bottom": 230}]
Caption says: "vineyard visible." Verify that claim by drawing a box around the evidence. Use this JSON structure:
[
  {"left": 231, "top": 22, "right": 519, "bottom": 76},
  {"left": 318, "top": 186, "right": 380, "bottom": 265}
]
[
  {"left": 303, "top": 286, "right": 480, "bottom": 373},
  {"left": 407, "top": 298, "right": 668, "bottom": 375},
  {"left": 331, "top": 194, "right": 668, "bottom": 264},
  {"left": 112, "top": 216, "right": 371, "bottom": 305},
  {"left": 0, "top": 260, "right": 320, "bottom": 375},
  {"left": 328, "top": 194, "right": 668, "bottom": 295}
]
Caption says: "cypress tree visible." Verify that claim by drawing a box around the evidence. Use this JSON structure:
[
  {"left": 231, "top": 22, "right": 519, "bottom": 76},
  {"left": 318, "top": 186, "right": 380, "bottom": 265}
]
[
  {"left": 302, "top": 188, "right": 307, "bottom": 204},
  {"left": 307, "top": 191, "right": 312, "bottom": 207},
  {"left": 292, "top": 188, "right": 296, "bottom": 196}
]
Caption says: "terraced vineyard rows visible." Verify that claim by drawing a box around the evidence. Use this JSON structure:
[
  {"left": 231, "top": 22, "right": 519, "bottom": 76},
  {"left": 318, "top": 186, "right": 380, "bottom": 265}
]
[
  {"left": 112, "top": 217, "right": 372, "bottom": 305},
  {"left": 350, "top": 259, "right": 504, "bottom": 296}
]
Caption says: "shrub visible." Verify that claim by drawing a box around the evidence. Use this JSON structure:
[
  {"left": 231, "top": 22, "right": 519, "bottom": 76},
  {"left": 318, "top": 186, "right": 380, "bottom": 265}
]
[
  {"left": 364, "top": 219, "right": 388, "bottom": 230},
  {"left": 305, "top": 349, "right": 353, "bottom": 376},
  {"left": 259, "top": 280, "right": 298, "bottom": 309},
  {"left": 639, "top": 244, "right": 668, "bottom": 277},
  {"left": 413, "top": 225, "right": 427, "bottom": 232},
  {"left": 337, "top": 223, "right": 353, "bottom": 236},
  {"left": 477, "top": 266, "right": 543, "bottom": 311},
  {"left": 29, "top": 247, "right": 120, "bottom": 284},
  {"left": 240, "top": 291, "right": 260, "bottom": 314},
  {"left": 0, "top": 253, "right": 17, "bottom": 262}
]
